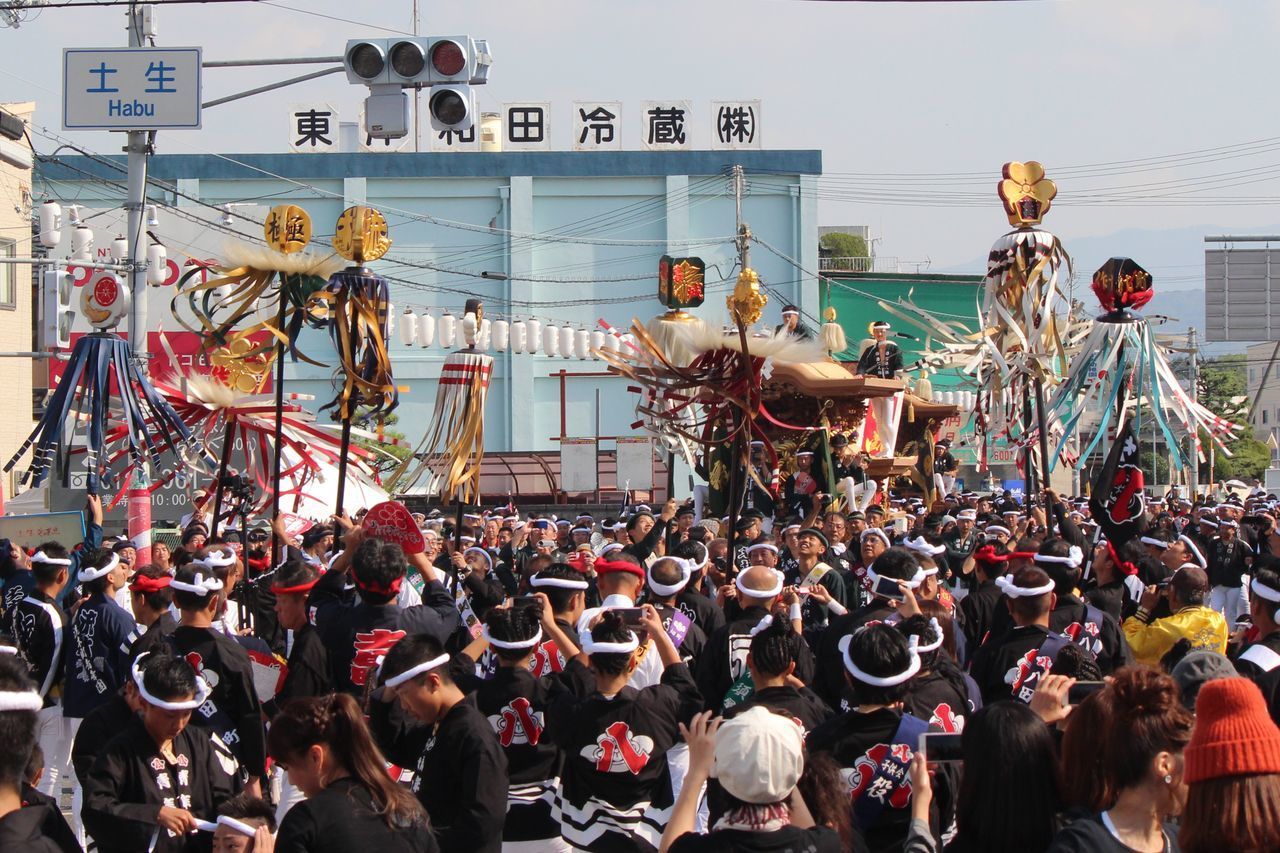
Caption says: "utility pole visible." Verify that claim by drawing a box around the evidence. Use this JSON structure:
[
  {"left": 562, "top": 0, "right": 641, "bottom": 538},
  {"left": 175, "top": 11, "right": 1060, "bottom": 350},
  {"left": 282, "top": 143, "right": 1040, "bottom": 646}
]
[
  {"left": 125, "top": 1, "right": 155, "bottom": 562},
  {"left": 1188, "top": 326, "right": 1199, "bottom": 497},
  {"left": 412, "top": 0, "right": 420, "bottom": 152},
  {"left": 733, "top": 164, "right": 750, "bottom": 273}
]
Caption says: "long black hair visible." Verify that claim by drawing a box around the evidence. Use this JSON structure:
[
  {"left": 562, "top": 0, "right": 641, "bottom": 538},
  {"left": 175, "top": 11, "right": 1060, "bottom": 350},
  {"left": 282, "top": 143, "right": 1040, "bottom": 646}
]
[{"left": 953, "top": 702, "right": 1061, "bottom": 853}]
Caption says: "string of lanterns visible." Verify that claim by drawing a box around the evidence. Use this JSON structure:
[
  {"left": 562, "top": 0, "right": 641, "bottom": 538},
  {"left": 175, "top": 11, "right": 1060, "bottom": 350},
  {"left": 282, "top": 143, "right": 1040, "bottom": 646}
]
[{"left": 392, "top": 306, "right": 637, "bottom": 359}]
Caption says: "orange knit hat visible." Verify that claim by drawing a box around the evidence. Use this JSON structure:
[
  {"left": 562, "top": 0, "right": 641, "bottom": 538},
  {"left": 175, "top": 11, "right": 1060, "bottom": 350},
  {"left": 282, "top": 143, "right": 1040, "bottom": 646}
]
[{"left": 1186, "top": 677, "right": 1280, "bottom": 784}]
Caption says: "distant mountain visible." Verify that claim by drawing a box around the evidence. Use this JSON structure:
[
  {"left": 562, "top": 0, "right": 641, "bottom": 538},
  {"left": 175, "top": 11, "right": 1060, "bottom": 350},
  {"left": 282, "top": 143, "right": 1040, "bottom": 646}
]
[{"left": 934, "top": 224, "right": 1280, "bottom": 356}]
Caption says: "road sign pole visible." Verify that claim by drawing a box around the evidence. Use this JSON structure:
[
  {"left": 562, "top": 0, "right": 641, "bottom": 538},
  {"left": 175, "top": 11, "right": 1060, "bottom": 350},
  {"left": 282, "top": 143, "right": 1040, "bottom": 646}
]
[{"left": 126, "top": 3, "right": 154, "bottom": 561}]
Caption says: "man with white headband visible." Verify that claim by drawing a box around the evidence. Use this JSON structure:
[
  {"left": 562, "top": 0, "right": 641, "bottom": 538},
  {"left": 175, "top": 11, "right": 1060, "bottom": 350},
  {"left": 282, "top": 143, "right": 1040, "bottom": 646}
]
[
  {"left": 370, "top": 634, "right": 507, "bottom": 853},
  {"left": 968, "top": 566, "right": 1065, "bottom": 705},
  {"left": 0, "top": 654, "right": 67, "bottom": 851},
  {"left": 3, "top": 540, "right": 72, "bottom": 804},
  {"left": 0, "top": 495, "right": 103, "bottom": 610},
  {"left": 896, "top": 614, "right": 973, "bottom": 734},
  {"left": 813, "top": 547, "right": 921, "bottom": 708},
  {"left": 131, "top": 557, "right": 266, "bottom": 798},
  {"left": 1123, "top": 565, "right": 1227, "bottom": 667},
  {"left": 208, "top": 794, "right": 276, "bottom": 852},
  {"left": 669, "top": 540, "right": 724, "bottom": 638},
  {"left": 1208, "top": 516, "right": 1251, "bottom": 625},
  {"left": 1237, "top": 564, "right": 1280, "bottom": 680},
  {"left": 529, "top": 564, "right": 589, "bottom": 663},
  {"left": 809, "top": 622, "right": 952, "bottom": 851},
  {"left": 642, "top": 556, "right": 709, "bottom": 669},
  {"left": 787, "top": 528, "right": 848, "bottom": 635},
  {"left": 1036, "top": 539, "right": 1132, "bottom": 675},
  {"left": 82, "top": 654, "right": 235, "bottom": 852},
  {"left": 62, "top": 544, "right": 138, "bottom": 844},
  {"left": 694, "top": 563, "right": 814, "bottom": 713}
]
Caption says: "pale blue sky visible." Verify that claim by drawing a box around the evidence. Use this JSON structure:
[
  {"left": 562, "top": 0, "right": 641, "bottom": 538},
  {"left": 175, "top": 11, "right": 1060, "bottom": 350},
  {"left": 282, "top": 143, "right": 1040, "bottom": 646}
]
[{"left": 5, "top": 0, "right": 1280, "bottom": 288}]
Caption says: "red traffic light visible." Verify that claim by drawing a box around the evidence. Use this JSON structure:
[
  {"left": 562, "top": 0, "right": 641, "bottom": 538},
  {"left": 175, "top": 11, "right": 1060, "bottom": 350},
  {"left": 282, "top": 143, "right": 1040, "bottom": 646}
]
[{"left": 430, "top": 40, "right": 466, "bottom": 77}]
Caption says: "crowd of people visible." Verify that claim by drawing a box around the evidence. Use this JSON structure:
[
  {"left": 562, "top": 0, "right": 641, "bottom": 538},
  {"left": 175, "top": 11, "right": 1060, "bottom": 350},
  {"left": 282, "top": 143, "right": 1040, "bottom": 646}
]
[{"left": 1, "top": 478, "right": 1280, "bottom": 852}]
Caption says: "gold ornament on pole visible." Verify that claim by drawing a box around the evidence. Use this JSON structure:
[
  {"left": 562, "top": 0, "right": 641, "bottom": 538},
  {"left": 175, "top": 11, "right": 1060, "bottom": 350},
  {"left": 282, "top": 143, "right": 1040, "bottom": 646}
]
[{"left": 727, "top": 267, "right": 767, "bottom": 326}]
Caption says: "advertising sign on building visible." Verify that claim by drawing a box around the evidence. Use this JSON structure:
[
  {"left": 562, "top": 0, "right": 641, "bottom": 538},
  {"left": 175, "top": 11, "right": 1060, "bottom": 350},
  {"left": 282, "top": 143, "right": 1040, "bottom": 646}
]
[{"left": 572, "top": 101, "right": 622, "bottom": 151}]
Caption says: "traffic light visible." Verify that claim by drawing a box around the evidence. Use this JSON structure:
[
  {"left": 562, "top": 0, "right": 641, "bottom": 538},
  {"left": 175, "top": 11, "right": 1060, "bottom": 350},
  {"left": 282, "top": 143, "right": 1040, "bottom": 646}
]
[
  {"left": 41, "top": 269, "right": 73, "bottom": 350},
  {"left": 342, "top": 36, "right": 492, "bottom": 139}
]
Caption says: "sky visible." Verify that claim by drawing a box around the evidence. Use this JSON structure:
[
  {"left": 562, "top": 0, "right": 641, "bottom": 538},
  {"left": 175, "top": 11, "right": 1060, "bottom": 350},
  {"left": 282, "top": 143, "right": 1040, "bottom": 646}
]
[{"left": 4, "top": 0, "right": 1280, "bottom": 337}]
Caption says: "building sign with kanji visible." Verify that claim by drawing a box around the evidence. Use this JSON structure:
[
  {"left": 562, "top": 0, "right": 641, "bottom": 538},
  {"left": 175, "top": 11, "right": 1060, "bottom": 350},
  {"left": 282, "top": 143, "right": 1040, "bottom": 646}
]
[
  {"left": 641, "top": 101, "right": 692, "bottom": 150},
  {"left": 573, "top": 101, "right": 622, "bottom": 151},
  {"left": 430, "top": 123, "right": 479, "bottom": 152},
  {"left": 289, "top": 103, "right": 337, "bottom": 151},
  {"left": 712, "top": 100, "right": 761, "bottom": 150},
  {"left": 504, "top": 103, "right": 551, "bottom": 150},
  {"left": 63, "top": 47, "right": 202, "bottom": 130}
]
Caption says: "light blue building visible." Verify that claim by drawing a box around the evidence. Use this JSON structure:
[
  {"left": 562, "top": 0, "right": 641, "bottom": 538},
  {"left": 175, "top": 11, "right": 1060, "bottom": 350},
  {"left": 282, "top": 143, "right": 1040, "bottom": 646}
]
[{"left": 38, "top": 150, "right": 821, "bottom": 459}]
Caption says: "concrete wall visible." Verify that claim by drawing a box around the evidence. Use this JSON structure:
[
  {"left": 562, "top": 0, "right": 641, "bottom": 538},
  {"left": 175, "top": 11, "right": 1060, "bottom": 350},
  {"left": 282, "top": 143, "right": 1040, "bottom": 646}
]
[
  {"left": 0, "top": 103, "right": 34, "bottom": 499},
  {"left": 36, "top": 150, "right": 821, "bottom": 456}
]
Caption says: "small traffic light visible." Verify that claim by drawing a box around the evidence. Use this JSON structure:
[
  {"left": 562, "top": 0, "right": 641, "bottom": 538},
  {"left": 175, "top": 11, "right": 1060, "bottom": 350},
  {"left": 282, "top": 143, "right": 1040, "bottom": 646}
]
[
  {"left": 344, "top": 35, "right": 491, "bottom": 138},
  {"left": 428, "top": 86, "right": 476, "bottom": 131},
  {"left": 41, "top": 269, "right": 73, "bottom": 350},
  {"left": 344, "top": 39, "right": 389, "bottom": 85}
]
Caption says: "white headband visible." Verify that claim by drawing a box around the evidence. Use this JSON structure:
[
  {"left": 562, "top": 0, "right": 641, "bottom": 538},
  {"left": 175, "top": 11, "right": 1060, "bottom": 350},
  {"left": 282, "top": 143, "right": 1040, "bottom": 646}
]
[
  {"left": 746, "top": 543, "right": 779, "bottom": 556},
  {"left": 582, "top": 630, "right": 639, "bottom": 656},
  {"left": 840, "top": 632, "right": 921, "bottom": 686},
  {"left": 131, "top": 656, "right": 212, "bottom": 711},
  {"left": 530, "top": 574, "right": 589, "bottom": 590},
  {"left": 170, "top": 572, "right": 225, "bottom": 597},
  {"left": 904, "top": 536, "right": 945, "bottom": 557},
  {"left": 1139, "top": 536, "right": 1169, "bottom": 548},
  {"left": 735, "top": 568, "right": 784, "bottom": 599},
  {"left": 193, "top": 815, "right": 261, "bottom": 838},
  {"left": 192, "top": 549, "right": 237, "bottom": 570},
  {"left": 689, "top": 541, "right": 709, "bottom": 572},
  {"left": 463, "top": 547, "right": 493, "bottom": 569},
  {"left": 30, "top": 551, "right": 71, "bottom": 567},
  {"left": 1251, "top": 577, "right": 1280, "bottom": 604},
  {"left": 384, "top": 653, "right": 451, "bottom": 689},
  {"left": 1179, "top": 535, "right": 1206, "bottom": 568},
  {"left": 995, "top": 575, "right": 1056, "bottom": 598},
  {"left": 77, "top": 553, "right": 120, "bottom": 582},
  {"left": 860, "top": 528, "right": 892, "bottom": 548},
  {"left": 596, "top": 542, "right": 624, "bottom": 557},
  {"left": 782, "top": 524, "right": 801, "bottom": 534},
  {"left": 866, "top": 564, "right": 925, "bottom": 592},
  {"left": 647, "top": 558, "right": 694, "bottom": 597},
  {"left": 1035, "top": 546, "right": 1084, "bottom": 569},
  {"left": 0, "top": 645, "right": 16, "bottom": 655},
  {"left": 0, "top": 690, "right": 42, "bottom": 712},
  {"left": 749, "top": 614, "right": 775, "bottom": 636},
  {"left": 914, "top": 618, "right": 945, "bottom": 653},
  {"left": 482, "top": 624, "right": 543, "bottom": 650},
  {"left": 985, "top": 525, "right": 1011, "bottom": 537}
]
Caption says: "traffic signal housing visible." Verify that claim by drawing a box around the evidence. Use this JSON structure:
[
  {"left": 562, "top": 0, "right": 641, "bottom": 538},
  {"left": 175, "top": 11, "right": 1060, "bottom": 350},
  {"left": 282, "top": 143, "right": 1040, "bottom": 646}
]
[{"left": 41, "top": 269, "right": 73, "bottom": 350}]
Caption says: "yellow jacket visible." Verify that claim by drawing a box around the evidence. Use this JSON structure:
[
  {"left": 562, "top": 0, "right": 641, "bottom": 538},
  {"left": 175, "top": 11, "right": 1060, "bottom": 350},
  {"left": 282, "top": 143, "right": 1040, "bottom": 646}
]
[{"left": 1123, "top": 605, "right": 1229, "bottom": 666}]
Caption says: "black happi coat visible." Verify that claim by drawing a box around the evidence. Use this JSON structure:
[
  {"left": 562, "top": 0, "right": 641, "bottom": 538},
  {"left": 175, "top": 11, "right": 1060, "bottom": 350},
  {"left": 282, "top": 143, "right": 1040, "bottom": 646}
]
[
  {"left": 724, "top": 683, "right": 832, "bottom": 735},
  {"left": 71, "top": 691, "right": 135, "bottom": 783},
  {"left": 468, "top": 658, "right": 594, "bottom": 842},
  {"left": 132, "top": 624, "right": 266, "bottom": 779},
  {"left": 675, "top": 588, "right": 724, "bottom": 638},
  {"left": 904, "top": 669, "right": 972, "bottom": 733},
  {"left": 812, "top": 601, "right": 897, "bottom": 708},
  {"left": 310, "top": 568, "right": 461, "bottom": 696},
  {"left": 263, "top": 622, "right": 331, "bottom": 717},
  {"left": 696, "top": 606, "right": 816, "bottom": 713},
  {"left": 370, "top": 694, "right": 507, "bottom": 853},
  {"left": 968, "top": 623, "right": 1053, "bottom": 705},
  {"left": 5, "top": 588, "right": 65, "bottom": 704},
  {"left": 0, "top": 804, "right": 67, "bottom": 853},
  {"left": 62, "top": 592, "right": 137, "bottom": 719},
  {"left": 551, "top": 662, "right": 703, "bottom": 853},
  {"left": 82, "top": 716, "right": 234, "bottom": 853},
  {"left": 275, "top": 777, "right": 439, "bottom": 853},
  {"left": 1051, "top": 594, "right": 1131, "bottom": 675}
]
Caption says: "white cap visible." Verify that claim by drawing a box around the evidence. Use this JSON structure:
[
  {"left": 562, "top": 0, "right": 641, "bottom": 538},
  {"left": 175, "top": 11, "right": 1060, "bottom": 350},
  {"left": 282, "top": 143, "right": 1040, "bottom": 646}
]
[{"left": 711, "top": 706, "right": 805, "bottom": 804}]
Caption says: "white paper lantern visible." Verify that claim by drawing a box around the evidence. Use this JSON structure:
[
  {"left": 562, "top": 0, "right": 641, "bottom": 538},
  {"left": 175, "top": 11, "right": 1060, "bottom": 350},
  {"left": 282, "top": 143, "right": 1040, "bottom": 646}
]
[
  {"left": 398, "top": 307, "right": 419, "bottom": 346},
  {"left": 440, "top": 312, "right": 457, "bottom": 348},
  {"left": 38, "top": 201, "right": 61, "bottom": 249},
  {"left": 492, "top": 319, "right": 509, "bottom": 352},
  {"left": 526, "top": 319, "right": 541, "bottom": 353},
  {"left": 146, "top": 242, "right": 168, "bottom": 286},
  {"left": 603, "top": 331, "right": 621, "bottom": 352},
  {"left": 72, "top": 226, "right": 94, "bottom": 261},
  {"left": 109, "top": 235, "right": 128, "bottom": 262},
  {"left": 510, "top": 320, "right": 526, "bottom": 353},
  {"left": 385, "top": 303, "right": 396, "bottom": 342},
  {"left": 621, "top": 333, "right": 637, "bottom": 350},
  {"left": 477, "top": 318, "right": 492, "bottom": 351},
  {"left": 590, "top": 329, "right": 605, "bottom": 357},
  {"left": 559, "top": 325, "right": 575, "bottom": 360},
  {"left": 575, "top": 329, "right": 592, "bottom": 359},
  {"left": 419, "top": 312, "right": 436, "bottom": 347},
  {"left": 543, "top": 324, "right": 559, "bottom": 356}
]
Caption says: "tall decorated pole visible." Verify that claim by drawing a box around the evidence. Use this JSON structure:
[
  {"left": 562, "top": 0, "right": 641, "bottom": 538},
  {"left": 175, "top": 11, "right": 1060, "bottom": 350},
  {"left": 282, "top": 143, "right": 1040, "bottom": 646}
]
[
  {"left": 322, "top": 206, "right": 397, "bottom": 515},
  {"left": 976, "top": 162, "right": 1073, "bottom": 529}
]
